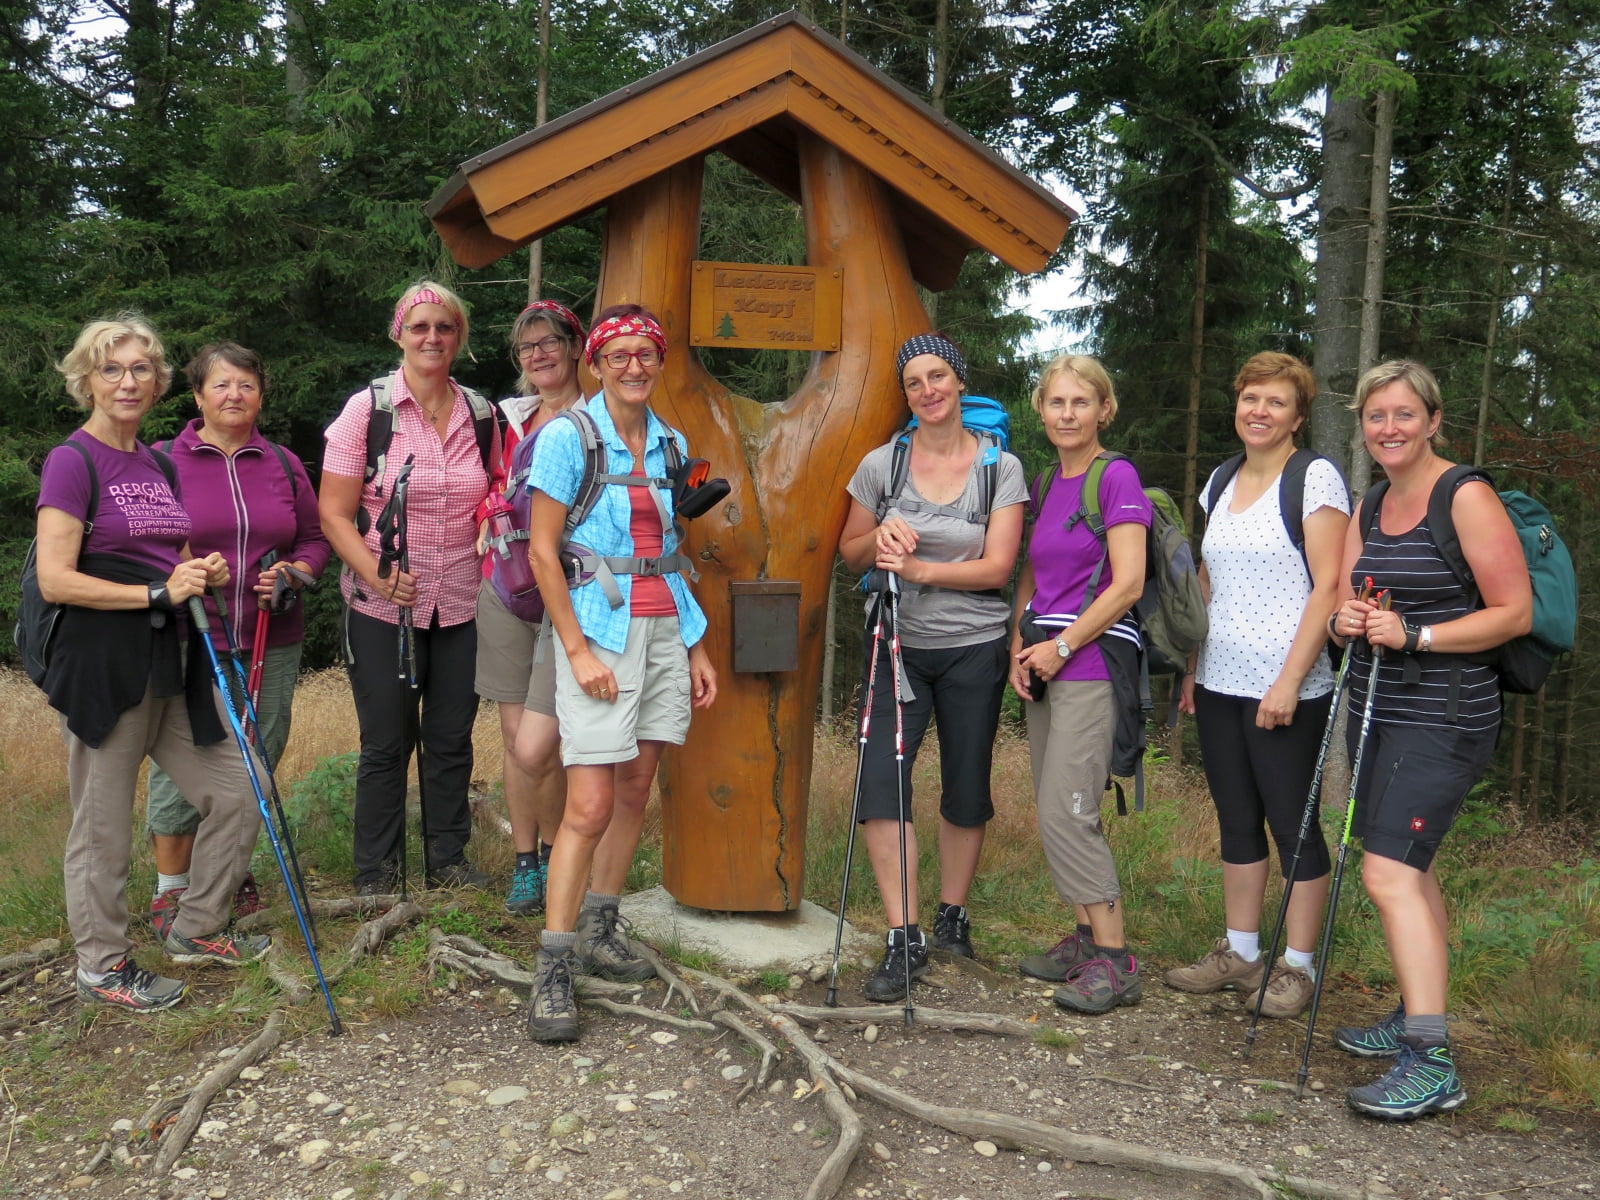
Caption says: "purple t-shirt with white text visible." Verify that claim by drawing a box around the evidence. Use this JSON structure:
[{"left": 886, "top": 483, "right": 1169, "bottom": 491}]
[
  {"left": 36, "top": 430, "right": 190, "bottom": 577},
  {"left": 1025, "top": 457, "right": 1151, "bottom": 682}
]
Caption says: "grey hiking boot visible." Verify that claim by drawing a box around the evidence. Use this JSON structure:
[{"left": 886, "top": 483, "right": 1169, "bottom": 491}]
[
  {"left": 1162, "top": 938, "right": 1266, "bottom": 994},
  {"left": 931, "top": 903, "right": 974, "bottom": 959},
  {"left": 164, "top": 927, "right": 272, "bottom": 966},
  {"left": 77, "top": 959, "right": 187, "bottom": 1012},
  {"left": 1346, "top": 1038, "right": 1465, "bottom": 1120},
  {"left": 575, "top": 904, "right": 656, "bottom": 983},
  {"left": 1252, "top": 959, "right": 1315, "bottom": 1019},
  {"left": 1019, "top": 931, "right": 1096, "bottom": 982},
  {"left": 1053, "top": 955, "right": 1142, "bottom": 1015},
  {"left": 1334, "top": 1003, "right": 1407, "bottom": 1058},
  {"left": 526, "top": 948, "right": 580, "bottom": 1043},
  {"left": 863, "top": 928, "right": 930, "bottom": 1003}
]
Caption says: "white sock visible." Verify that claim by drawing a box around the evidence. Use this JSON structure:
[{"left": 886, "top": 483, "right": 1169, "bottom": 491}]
[
  {"left": 78, "top": 967, "right": 109, "bottom": 984},
  {"left": 1225, "top": 929, "right": 1260, "bottom": 961},
  {"left": 156, "top": 872, "right": 190, "bottom": 896},
  {"left": 1285, "top": 946, "right": 1317, "bottom": 979}
]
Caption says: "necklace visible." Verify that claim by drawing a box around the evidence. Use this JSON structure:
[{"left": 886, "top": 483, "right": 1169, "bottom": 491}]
[{"left": 421, "top": 401, "right": 451, "bottom": 426}]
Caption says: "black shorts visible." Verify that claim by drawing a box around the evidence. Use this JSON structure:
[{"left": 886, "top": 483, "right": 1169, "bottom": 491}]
[
  {"left": 1347, "top": 719, "right": 1497, "bottom": 870},
  {"left": 854, "top": 634, "right": 1007, "bottom": 827}
]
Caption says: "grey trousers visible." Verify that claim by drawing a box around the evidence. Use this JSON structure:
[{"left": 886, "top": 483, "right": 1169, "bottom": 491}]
[
  {"left": 63, "top": 683, "right": 262, "bottom": 974},
  {"left": 1025, "top": 678, "right": 1122, "bottom": 908}
]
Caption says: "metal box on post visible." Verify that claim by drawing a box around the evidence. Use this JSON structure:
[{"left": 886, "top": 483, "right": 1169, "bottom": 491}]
[{"left": 729, "top": 580, "right": 801, "bottom": 673}]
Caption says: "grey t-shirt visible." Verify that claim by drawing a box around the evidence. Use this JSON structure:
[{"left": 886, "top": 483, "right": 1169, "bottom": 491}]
[{"left": 846, "top": 438, "right": 1026, "bottom": 649}]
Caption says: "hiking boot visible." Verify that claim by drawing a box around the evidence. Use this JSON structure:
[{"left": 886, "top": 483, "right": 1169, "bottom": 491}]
[
  {"left": 1346, "top": 1038, "right": 1465, "bottom": 1120},
  {"left": 353, "top": 864, "right": 399, "bottom": 898},
  {"left": 931, "top": 904, "right": 974, "bottom": 959},
  {"left": 862, "top": 929, "right": 930, "bottom": 1003},
  {"left": 427, "top": 861, "right": 491, "bottom": 890},
  {"left": 164, "top": 927, "right": 272, "bottom": 966},
  {"left": 1334, "top": 1003, "right": 1407, "bottom": 1058},
  {"left": 77, "top": 959, "right": 187, "bottom": 1012},
  {"left": 150, "top": 888, "right": 186, "bottom": 942},
  {"left": 575, "top": 905, "right": 656, "bottom": 983},
  {"left": 526, "top": 949, "right": 580, "bottom": 1043},
  {"left": 1019, "top": 932, "right": 1097, "bottom": 982},
  {"left": 1053, "top": 955, "right": 1142, "bottom": 1015},
  {"left": 231, "top": 873, "right": 266, "bottom": 919},
  {"left": 1252, "top": 959, "right": 1314, "bottom": 1019},
  {"left": 504, "top": 860, "right": 547, "bottom": 916},
  {"left": 1162, "top": 938, "right": 1266, "bottom": 994}
]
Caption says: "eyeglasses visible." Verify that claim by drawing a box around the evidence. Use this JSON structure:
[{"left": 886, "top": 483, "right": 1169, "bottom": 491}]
[
  {"left": 96, "top": 362, "right": 155, "bottom": 384},
  {"left": 598, "top": 349, "right": 662, "bottom": 370},
  {"left": 514, "top": 335, "right": 567, "bottom": 358},
  {"left": 403, "top": 321, "right": 458, "bottom": 337}
]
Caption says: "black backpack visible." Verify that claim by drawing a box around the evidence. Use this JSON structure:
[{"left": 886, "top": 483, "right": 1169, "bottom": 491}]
[
  {"left": 17, "top": 441, "right": 177, "bottom": 688},
  {"left": 1203, "top": 448, "right": 1348, "bottom": 574}
]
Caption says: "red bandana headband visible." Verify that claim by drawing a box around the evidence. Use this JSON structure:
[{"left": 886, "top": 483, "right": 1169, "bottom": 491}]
[
  {"left": 391, "top": 287, "right": 451, "bottom": 341},
  {"left": 584, "top": 314, "right": 667, "bottom": 366},
  {"left": 519, "top": 299, "right": 585, "bottom": 342}
]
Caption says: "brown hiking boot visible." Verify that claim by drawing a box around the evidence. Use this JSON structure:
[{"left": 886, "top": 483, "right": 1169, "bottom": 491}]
[
  {"left": 1162, "top": 938, "right": 1266, "bottom": 994},
  {"left": 1252, "top": 958, "right": 1314, "bottom": 1019}
]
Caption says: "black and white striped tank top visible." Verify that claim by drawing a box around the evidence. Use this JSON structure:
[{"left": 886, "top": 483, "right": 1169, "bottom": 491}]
[{"left": 1348, "top": 507, "right": 1501, "bottom": 731}]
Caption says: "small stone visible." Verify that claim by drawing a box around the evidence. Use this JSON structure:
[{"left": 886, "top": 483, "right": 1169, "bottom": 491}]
[
  {"left": 720, "top": 1065, "right": 745, "bottom": 1081},
  {"left": 110, "top": 1118, "right": 134, "bottom": 1132},
  {"left": 814, "top": 1028, "right": 831, "bottom": 1043},
  {"left": 485, "top": 1159, "right": 508, "bottom": 1174},
  {"left": 974, "top": 1141, "right": 998, "bottom": 1157},
  {"left": 485, "top": 1085, "right": 528, "bottom": 1107},
  {"left": 792, "top": 1120, "right": 808, "bottom": 1133},
  {"left": 872, "top": 1143, "right": 892, "bottom": 1161},
  {"left": 332, "top": 1191, "right": 355, "bottom": 1200},
  {"left": 410, "top": 1169, "right": 431, "bottom": 1184},
  {"left": 173, "top": 1168, "right": 199, "bottom": 1181},
  {"left": 547, "top": 1111, "right": 585, "bottom": 1139},
  {"left": 643, "top": 1089, "right": 678, "bottom": 1101},
  {"left": 546, "top": 1167, "right": 567, "bottom": 1183},
  {"left": 863, "top": 1025, "right": 881, "bottom": 1044},
  {"left": 1037, "top": 1161, "right": 1052, "bottom": 1173},
  {"left": 442, "top": 1079, "right": 479, "bottom": 1095},
  {"left": 768, "top": 1079, "right": 786, "bottom": 1094},
  {"left": 197, "top": 1119, "right": 229, "bottom": 1141},
  {"left": 650, "top": 1031, "right": 678, "bottom": 1045},
  {"left": 297, "top": 1138, "right": 333, "bottom": 1166},
  {"left": 788, "top": 974, "right": 805, "bottom": 990},
  {"left": 603, "top": 1189, "right": 630, "bottom": 1200},
  {"left": 64, "top": 1178, "right": 94, "bottom": 1191},
  {"left": 572, "top": 1056, "right": 596, "bottom": 1068},
  {"left": 239, "top": 1066, "right": 265, "bottom": 1081},
  {"left": 1064, "top": 1054, "right": 1084, "bottom": 1067},
  {"left": 1293, "top": 1145, "right": 1312, "bottom": 1158},
  {"left": 322, "top": 1101, "right": 346, "bottom": 1116},
  {"left": 921, "top": 1144, "right": 940, "bottom": 1155},
  {"left": 808, "top": 964, "right": 828, "bottom": 982},
  {"left": 1309, "top": 1079, "right": 1326, "bottom": 1092},
  {"left": 207, "top": 1188, "right": 229, "bottom": 1198},
  {"left": 616, "top": 1100, "right": 638, "bottom": 1113},
  {"left": 888, "top": 1066, "right": 908, "bottom": 1079},
  {"left": 306, "top": 1091, "right": 332, "bottom": 1106}
]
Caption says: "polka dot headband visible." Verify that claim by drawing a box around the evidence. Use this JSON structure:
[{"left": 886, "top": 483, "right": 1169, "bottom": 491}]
[
  {"left": 895, "top": 333, "right": 966, "bottom": 385},
  {"left": 391, "top": 287, "right": 452, "bottom": 341},
  {"left": 519, "top": 299, "right": 585, "bottom": 343},
  {"left": 584, "top": 313, "right": 667, "bottom": 366}
]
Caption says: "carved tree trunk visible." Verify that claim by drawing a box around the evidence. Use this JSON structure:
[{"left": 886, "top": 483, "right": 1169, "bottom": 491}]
[{"left": 595, "top": 138, "right": 929, "bottom": 909}]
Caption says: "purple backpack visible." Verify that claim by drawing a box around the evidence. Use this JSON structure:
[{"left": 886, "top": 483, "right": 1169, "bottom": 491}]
[{"left": 487, "top": 425, "right": 547, "bottom": 623}]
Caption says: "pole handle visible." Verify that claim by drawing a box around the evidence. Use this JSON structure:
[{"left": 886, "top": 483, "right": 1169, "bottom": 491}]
[{"left": 186, "top": 595, "right": 211, "bottom": 634}]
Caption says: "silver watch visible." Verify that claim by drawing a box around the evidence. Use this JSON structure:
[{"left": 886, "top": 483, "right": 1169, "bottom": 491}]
[{"left": 1054, "top": 636, "right": 1072, "bottom": 660}]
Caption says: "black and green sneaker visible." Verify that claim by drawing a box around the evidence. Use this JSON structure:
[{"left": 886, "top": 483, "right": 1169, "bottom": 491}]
[
  {"left": 1346, "top": 1038, "right": 1465, "bottom": 1120},
  {"left": 1334, "top": 1003, "right": 1406, "bottom": 1058}
]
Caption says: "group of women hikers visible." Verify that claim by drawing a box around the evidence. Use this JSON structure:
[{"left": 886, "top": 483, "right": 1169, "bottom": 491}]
[{"left": 34, "top": 282, "right": 1528, "bottom": 1125}]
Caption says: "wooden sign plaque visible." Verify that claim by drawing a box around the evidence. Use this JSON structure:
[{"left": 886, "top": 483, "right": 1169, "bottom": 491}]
[{"left": 689, "top": 261, "right": 842, "bottom": 351}]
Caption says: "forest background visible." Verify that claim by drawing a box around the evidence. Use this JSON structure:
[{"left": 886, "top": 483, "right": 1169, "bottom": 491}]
[{"left": 1, "top": 0, "right": 1596, "bottom": 823}]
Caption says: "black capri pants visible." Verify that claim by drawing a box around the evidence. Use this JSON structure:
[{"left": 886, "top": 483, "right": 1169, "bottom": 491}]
[
  {"left": 1193, "top": 685, "right": 1333, "bottom": 880},
  {"left": 855, "top": 633, "right": 1007, "bottom": 827}
]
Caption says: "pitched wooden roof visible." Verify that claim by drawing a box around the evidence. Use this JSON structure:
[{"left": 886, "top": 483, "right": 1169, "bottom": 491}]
[{"left": 425, "top": 11, "right": 1072, "bottom": 289}]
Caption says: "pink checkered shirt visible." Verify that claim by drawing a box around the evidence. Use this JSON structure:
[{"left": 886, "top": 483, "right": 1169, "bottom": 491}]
[{"left": 324, "top": 371, "right": 491, "bottom": 627}]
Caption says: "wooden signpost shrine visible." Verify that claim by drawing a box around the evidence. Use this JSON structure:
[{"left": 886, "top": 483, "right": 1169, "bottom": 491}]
[{"left": 427, "top": 12, "right": 1071, "bottom": 912}]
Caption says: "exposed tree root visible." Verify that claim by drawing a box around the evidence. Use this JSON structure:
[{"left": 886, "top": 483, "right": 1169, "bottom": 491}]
[
  {"left": 0, "top": 940, "right": 63, "bottom": 973},
  {"left": 584, "top": 997, "right": 716, "bottom": 1031},
  {"left": 774, "top": 1002, "right": 1035, "bottom": 1037},
  {"left": 151, "top": 1010, "right": 286, "bottom": 1175},
  {"left": 325, "top": 900, "right": 422, "bottom": 987}
]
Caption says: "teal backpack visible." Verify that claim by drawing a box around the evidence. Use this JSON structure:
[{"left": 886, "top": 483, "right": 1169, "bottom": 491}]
[{"left": 1360, "top": 466, "right": 1576, "bottom": 694}]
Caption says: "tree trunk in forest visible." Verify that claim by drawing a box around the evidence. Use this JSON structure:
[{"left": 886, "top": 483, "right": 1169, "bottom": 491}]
[
  {"left": 526, "top": 0, "right": 551, "bottom": 302},
  {"left": 1475, "top": 167, "right": 1518, "bottom": 468},
  {"left": 1528, "top": 687, "right": 1546, "bottom": 816},
  {"left": 1350, "top": 86, "right": 1396, "bottom": 496},
  {"left": 285, "top": 0, "right": 310, "bottom": 109},
  {"left": 1172, "top": 181, "right": 1211, "bottom": 771},
  {"left": 1311, "top": 93, "right": 1373, "bottom": 482}
]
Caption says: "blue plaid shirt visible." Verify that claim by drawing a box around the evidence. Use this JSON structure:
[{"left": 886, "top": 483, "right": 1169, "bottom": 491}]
[{"left": 526, "top": 398, "right": 707, "bottom": 654}]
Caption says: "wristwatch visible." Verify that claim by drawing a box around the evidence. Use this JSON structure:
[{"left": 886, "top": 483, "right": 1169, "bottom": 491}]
[
  {"left": 1054, "top": 636, "right": 1073, "bottom": 660},
  {"left": 147, "top": 582, "right": 174, "bottom": 611}
]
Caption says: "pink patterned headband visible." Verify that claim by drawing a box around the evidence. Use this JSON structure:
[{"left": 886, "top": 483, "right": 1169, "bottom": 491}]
[
  {"left": 519, "top": 299, "right": 585, "bottom": 343},
  {"left": 584, "top": 313, "right": 667, "bottom": 366},
  {"left": 391, "top": 287, "right": 451, "bottom": 341}
]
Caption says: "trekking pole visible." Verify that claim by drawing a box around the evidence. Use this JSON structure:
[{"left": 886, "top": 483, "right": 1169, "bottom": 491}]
[
  {"left": 1243, "top": 634, "right": 1356, "bottom": 1056},
  {"left": 885, "top": 573, "right": 915, "bottom": 1028},
  {"left": 825, "top": 587, "right": 888, "bottom": 1008},
  {"left": 1295, "top": 586, "right": 1390, "bottom": 1098},
  {"left": 376, "top": 457, "right": 419, "bottom": 899},
  {"left": 209, "top": 586, "right": 319, "bottom": 947},
  {"left": 187, "top": 596, "right": 343, "bottom": 1037},
  {"left": 246, "top": 552, "right": 277, "bottom": 722}
]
